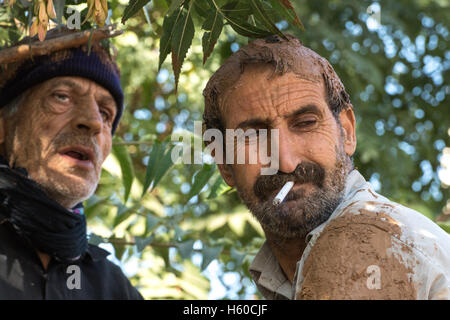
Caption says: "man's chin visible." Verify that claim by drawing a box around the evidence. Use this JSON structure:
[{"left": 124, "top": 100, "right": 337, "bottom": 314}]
[{"left": 34, "top": 171, "right": 97, "bottom": 207}]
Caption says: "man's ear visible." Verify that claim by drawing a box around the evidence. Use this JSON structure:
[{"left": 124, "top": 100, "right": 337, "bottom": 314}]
[
  {"left": 338, "top": 107, "right": 357, "bottom": 157},
  {"left": 217, "top": 163, "right": 236, "bottom": 187}
]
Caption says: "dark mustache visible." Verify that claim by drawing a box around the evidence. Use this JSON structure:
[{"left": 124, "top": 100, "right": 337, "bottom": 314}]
[{"left": 253, "top": 162, "right": 325, "bottom": 201}]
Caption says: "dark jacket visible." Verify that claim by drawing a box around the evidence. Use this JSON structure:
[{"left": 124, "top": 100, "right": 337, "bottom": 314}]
[{"left": 0, "top": 220, "right": 143, "bottom": 300}]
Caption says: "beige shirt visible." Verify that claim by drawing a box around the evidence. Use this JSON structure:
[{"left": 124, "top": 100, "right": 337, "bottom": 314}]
[{"left": 249, "top": 170, "right": 450, "bottom": 300}]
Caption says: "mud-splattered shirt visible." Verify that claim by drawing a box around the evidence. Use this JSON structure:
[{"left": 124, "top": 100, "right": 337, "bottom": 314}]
[{"left": 249, "top": 170, "right": 450, "bottom": 300}]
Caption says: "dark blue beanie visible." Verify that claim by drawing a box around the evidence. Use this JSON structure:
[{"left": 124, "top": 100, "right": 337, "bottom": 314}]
[{"left": 0, "top": 46, "right": 123, "bottom": 134}]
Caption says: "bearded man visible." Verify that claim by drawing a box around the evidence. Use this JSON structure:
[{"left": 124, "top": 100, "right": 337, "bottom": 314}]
[
  {"left": 0, "top": 28, "right": 142, "bottom": 299},
  {"left": 203, "top": 35, "right": 450, "bottom": 300}
]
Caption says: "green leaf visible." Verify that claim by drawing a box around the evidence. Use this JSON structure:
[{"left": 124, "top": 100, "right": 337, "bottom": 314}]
[
  {"left": 142, "top": 141, "right": 176, "bottom": 197},
  {"left": 201, "top": 8, "right": 223, "bottom": 64},
  {"left": 84, "top": 195, "right": 108, "bottom": 219},
  {"left": 113, "top": 242, "right": 127, "bottom": 261},
  {"left": 437, "top": 222, "right": 450, "bottom": 234},
  {"left": 187, "top": 164, "right": 217, "bottom": 200},
  {"left": 88, "top": 233, "right": 104, "bottom": 246},
  {"left": 152, "top": 144, "right": 176, "bottom": 190},
  {"left": 112, "top": 139, "right": 135, "bottom": 203},
  {"left": 113, "top": 203, "right": 135, "bottom": 228},
  {"left": 178, "top": 239, "right": 195, "bottom": 259},
  {"left": 201, "top": 244, "right": 223, "bottom": 270},
  {"left": 171, "top": 2, "right": 195, "bottom": 90},
  {"left": 142, "top": 142, "right": 163, "bottom": 196},
  {"left": 145, "top": 213, "right": 160, "bottom": 232},
  {"left": 207, "top": 175, "right": 229, "bottom": 199},
  {"left": 54, "top": 0, "right": 65, "bottom": 25},
  {"left": 122, "top": 0, "right": 152, "bottom": 24},
  {"left": 174, "top": 225, "right": 188, "bottom": 240},
  {"left": 215, "top": 0, "right": 272, "bottom": 38},
  {"left": 230, "top": 247, "right": 246, "bottom": 266},
  {"left": 167, "top": 0, "right": 184, "bottom": 15},
  {"left": 269, "top": 0, "right": 304, "bottom": 30},
  {"left": 193, "top": 0, "right": 211, "bottom": 18},
  {"left": 249, "top": 0, "right": 286, "bottom": 39},
  {"left": 135, "top": 234, "right": 154, "bottom": 252},
  {"left": 159, "top": 8, "right": 183, "bottom": 70},
  {"left": 224, "top": 16, "right": 272, "bottom": 38}
]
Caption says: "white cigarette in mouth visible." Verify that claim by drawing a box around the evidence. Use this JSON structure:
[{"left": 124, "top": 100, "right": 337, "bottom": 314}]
[{"left": 273, "top": 181, "right": 294, "bottom": 205}]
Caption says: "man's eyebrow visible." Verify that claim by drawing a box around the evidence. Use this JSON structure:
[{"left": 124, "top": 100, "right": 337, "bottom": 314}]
[
  {"left": 235, "top": 105, "right": 323, "bottom": 129},
  {"left": 98, "top": 94, "right": 116, "bottom": 105},
  {"left": 236, "top": 117, "right": 272, "bottom": 130},
  {"left": 284, "top": 104, "right": 323, "bottom": 119},
  {"left": 52, "top": 79, "right": 84, "bottom": 91},
  {"left": 52, "top": 80, "right": 117, "bottom": 109}
]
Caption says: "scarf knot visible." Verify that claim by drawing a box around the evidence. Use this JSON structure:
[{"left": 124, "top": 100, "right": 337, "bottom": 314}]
[{"left": 0, "top": 157, "right": 88, "bottom": 262}]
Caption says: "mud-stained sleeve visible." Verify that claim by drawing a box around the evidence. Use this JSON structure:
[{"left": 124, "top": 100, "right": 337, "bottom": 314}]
[{"left": 295, "top": 211, "right": 417, "bottom": 300}]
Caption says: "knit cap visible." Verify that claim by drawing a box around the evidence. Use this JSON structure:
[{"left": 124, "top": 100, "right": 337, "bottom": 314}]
[{"left": 0, "top": 27, "right": 123, "bottom": 134}]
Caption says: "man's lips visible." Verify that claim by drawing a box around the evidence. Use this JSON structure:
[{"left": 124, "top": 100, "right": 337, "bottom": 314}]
[{"left": 58, "top": 145, "right": 95, "bottom": 168}]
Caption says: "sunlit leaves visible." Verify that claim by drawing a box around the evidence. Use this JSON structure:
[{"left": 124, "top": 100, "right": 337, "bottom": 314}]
[
  {"left": 249, "top": 0, "right": 286, "bottom": 39},
  {"left": 112, "top": 138, "right": 135, "bottom": 203},
  {"left": 178, "top": 239, "right": 195, "bottom": 259},
  {"left": 122, "top": 0, "right": 152, "bottom": 23},
  {"left": 201, "top": 244, "right": 223, "bottom": 270},
  {"left": 88, "top": 233, "right": 105, "bottom": 246},
  {"left": 158, "top": 7, "right": 181, "bottom": 70},
  {"left": 201, "top": 8, "right": 223, "bottom": 64},
  {"left": 207, "top": 175, "right": 230, "bottom": 199},
  {"left": 269, "top": 0, "right": 304, "bottom": 30},
  {"left": 135, "top": 234, "right": 154, "bottom": 252},
  {"left": 84, "top": 0, "right": 108, "bottom": 27},
  {"left": 158, "top": 2, "right": 196, "bottom": 89},
  {"left": 157, "top": 0, "right": 304, "bottom": 89},
  {"left": 171, "top": 3, "right": 195, "bottom": 90},
  {"left": 142, "top": 140, "right": 175, "bottom": 196},
  {"left": 187, "top": 164, "right": 217, "bottom": 200}
]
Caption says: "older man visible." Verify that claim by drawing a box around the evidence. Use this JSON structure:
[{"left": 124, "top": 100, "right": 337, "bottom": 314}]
[
  {"left": 203, "top": 35, "right": 450, "bottom": 300},
  {"left": 0, "top": 28, "right": 142, "bottom": 299}
]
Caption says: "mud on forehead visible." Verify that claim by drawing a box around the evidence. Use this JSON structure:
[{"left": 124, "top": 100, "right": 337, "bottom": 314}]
[
  {"left": 204, "top": 36, "right": 342, "bottom": 115},
  {"left": 221, "top": 66, "right": 326, "bottom": 121}
]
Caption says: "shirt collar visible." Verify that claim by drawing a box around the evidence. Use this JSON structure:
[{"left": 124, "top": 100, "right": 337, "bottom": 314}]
[
  {"left": 85, "top": 244, "right": 111, "bottom": 262},
  {"left": 249, "top": 242, "right": 293, "bottom": 299}
]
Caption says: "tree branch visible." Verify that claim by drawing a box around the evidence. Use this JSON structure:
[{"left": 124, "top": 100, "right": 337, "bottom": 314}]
[{"left": 0, "top": 24, "right": 123, "bottom": 65}]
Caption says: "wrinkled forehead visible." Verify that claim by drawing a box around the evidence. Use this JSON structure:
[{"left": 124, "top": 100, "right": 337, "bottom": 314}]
[
  {"left": 245, "top": 37, "right": 327, "bottom": 82},
  {"left": 211, "top": 38, "right": 328, "bottom": 113},
  {"left": 222, "top": 64, "right": 325, "bottom": 111}
]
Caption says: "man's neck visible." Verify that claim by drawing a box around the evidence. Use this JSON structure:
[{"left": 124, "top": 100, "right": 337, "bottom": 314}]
[
  {"left": 36, "top": 250, "right": 51, "bottom": 271},
  {"left": 264, "top": 231, "right": 307, "bottom": 283}
]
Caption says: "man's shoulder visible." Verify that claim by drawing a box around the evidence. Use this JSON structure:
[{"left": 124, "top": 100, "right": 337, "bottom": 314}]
[
  {"left": 297, "top": 194, "right": 450, "bottom": 299},
  {"left": 81, "top": 244, "right": 144, "bottom": 300},
  {"left": 331, "top": 194, "right": 450, "bottom": 261},
  {"left": 83, "top": 244, "right": 126, "bottom": 277}
]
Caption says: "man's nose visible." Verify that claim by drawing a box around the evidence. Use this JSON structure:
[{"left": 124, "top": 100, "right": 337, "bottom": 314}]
[
  {"left": 72, "top": 97, "right": 102, "bottom": 135},
  {"left": 276, "top": 128, "right": 301, "bottom": 174}
]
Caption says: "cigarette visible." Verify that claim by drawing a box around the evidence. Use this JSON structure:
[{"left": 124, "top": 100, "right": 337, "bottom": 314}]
[{"left": 273, "top": 181, "right": 294, "bottom": 205}]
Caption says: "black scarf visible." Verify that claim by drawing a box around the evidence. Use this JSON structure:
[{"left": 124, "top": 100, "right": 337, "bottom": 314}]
[{"left": 0, "top": 156, "right": 88, "bottom": 263}]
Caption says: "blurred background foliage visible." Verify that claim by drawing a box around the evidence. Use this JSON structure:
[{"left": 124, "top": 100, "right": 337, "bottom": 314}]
[{"left": 1, "top": 0, "right": 449, "bottom": 299}]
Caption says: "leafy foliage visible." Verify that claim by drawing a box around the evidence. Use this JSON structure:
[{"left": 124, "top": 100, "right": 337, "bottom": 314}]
[{"left": 1, "top": 0, "right": 449, "bottom": 299}]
